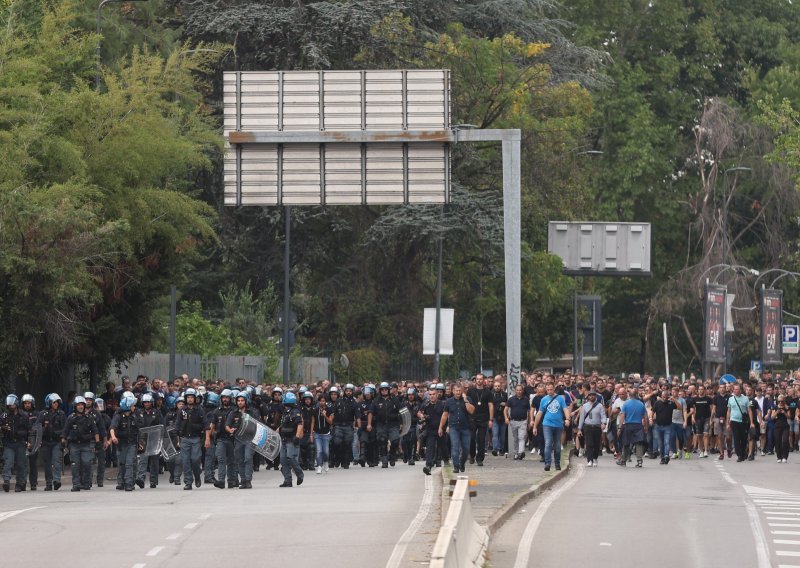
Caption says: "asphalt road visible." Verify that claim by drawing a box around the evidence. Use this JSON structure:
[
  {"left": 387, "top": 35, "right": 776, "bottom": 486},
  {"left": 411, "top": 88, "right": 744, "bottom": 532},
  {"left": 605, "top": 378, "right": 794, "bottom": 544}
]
[
  {"left": 490, "top": 453, "right": 800, "bottom": 568},
  {"left": 0, "top": 465, "right": 438, "bottom": 568}
]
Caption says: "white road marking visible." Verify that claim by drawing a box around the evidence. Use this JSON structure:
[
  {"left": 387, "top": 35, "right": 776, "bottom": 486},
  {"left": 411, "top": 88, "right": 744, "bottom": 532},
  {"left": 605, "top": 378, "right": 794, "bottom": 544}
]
[
  {"left": 599, "top": 542, "right": 612, "bottom": 547},
  {"left": 775, "top": 540, "right": 800, "bottom": 546},
  {"left": 714, "top": 464, "right": 736, "bottom": 485},
  {"left": 771, "top": 524, "right": 800, "bottom": 528},
  {"left": 146, "top": 547, "right": 164, "bottom": 557},
  {"left": 513, "top": 464, "right": 586, "bottom": 568},
  {"left": 184, "top": 522, "right": 199, "bottom": 530},
  {"left": 779, "top": 565, "right": 800, "bottom": 568},
  {"left": 743, "top": 489, "right": 773, "bottom": 568},
  {"left": 166, "top": 533, "right": 181, "bottom": 540},
  {"left": 778, "top": 551, "right": 800, "bottom": 557},
  {"left": 199, "top": 513, "right": 211, "bottom": 520},
  {"left": 132, "top": 564, "right": 146, "bottom": 568},
  {"left": 744, "top": 485, "right": 790, "bottom": 496},
  {"left": 769, "top": 518, "right": 800, "bottom": 521},
  {"left": 385, "top": 472, "right": 434, "bottom": 568},
  {"left": 767, "top": 512, "right": 800, "bottom": 516},
  {"left": 0, "top": 506, "right": 45, "bottom": 524}
]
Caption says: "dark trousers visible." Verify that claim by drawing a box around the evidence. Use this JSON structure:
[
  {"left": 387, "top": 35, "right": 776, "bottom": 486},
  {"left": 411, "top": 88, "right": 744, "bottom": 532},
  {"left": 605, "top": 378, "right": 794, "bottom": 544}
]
[
  {"left": 41, "top": 443, "right": 62, "bottom": 485},
  {"left": 776, "top": 422, "right": 790, "bottom": 461},
  {"left": 731, "top": 421, "right": 748, "bottom": 460},
  {"left": 469, "top": 421, "right": 488, "bottom": 463},
  {"left": 401, "top": 428, "right": 418, "bottom": 462},
  {"left": 583, "top": 425, "right": 602, "bottom": 462},
  {"left": 216, "top": 438, "right": 236, "bottom": 482},
  {"left": 28, "top": 452, "right": 39, "bottom": 488},
  {"left": 332, "top": 425, "right": 354, "bottom": 466},
  {"left": 69, "top": 443, "right": 93, "bottom": 489},
  {"left": 424, "top": 430, "right": 443, "bottom": 468}
]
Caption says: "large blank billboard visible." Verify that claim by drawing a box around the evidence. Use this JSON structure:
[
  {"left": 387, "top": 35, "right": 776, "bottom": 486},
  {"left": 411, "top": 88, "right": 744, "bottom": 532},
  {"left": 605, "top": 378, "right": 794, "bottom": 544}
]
[{"left": 548, "top": 222, "right": 652, "bottom": 277}]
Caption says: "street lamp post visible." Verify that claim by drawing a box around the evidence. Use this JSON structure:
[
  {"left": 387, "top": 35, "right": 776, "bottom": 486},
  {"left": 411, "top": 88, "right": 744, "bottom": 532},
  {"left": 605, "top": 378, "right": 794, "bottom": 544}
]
[{"left": 96, "top": 0, "right": 148, "bottom": 90}]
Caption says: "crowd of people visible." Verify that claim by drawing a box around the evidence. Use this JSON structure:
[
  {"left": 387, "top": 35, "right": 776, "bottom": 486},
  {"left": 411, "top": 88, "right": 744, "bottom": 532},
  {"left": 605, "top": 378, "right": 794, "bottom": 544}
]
[{"left": 1, "top": 369, "right": 797, "bottom": 493}]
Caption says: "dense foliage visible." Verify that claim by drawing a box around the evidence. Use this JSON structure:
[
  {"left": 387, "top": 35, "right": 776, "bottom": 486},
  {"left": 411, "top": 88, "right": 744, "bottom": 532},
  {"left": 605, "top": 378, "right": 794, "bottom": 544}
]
[{"left": 4, "top": 0, "right": 800, "bottom": 392}]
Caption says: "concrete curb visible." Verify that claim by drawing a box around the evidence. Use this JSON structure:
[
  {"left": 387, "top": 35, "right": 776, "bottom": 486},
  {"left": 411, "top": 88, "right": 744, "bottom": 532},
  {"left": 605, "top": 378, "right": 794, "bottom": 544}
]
[{"left": 485, "top": 452, "right": 574, "bottom": 536}]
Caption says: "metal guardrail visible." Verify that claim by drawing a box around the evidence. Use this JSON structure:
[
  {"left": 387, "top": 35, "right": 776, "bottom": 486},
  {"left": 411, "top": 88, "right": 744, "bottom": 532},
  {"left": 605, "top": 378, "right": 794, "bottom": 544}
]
[{"left": 430, "top": 476, "right": 489, "bottom": 568}]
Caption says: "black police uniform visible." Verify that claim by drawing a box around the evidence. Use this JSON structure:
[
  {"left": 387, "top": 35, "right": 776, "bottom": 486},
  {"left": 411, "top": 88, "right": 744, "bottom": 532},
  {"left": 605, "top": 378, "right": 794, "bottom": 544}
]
[
  {"left": 38, "top": 406, "right": 66, "bottom": 490},
  {"left": 370, "top": 394, "right": 402, "bottom": 467},
  {"left": 330, "top": 395, "right": 357, "bottom": 469},
  {"left": 1, "top": 408, "right": 30, "bottom": 491},
  {"left": 279, "top": 406, "right": 304, "bottom": 486},
  {"left": 63, "top": 410, "right": 98, "bottom": 491}
]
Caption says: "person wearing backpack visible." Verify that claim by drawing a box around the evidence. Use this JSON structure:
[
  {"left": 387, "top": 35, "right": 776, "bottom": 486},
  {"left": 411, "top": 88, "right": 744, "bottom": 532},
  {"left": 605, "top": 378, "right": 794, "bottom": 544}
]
[
  {"left": 727, "top": 383, "right": 754, "bottom": 462},
  {"left": 578, "top": 391, "right": 607, "bottom": 467},
  {"left": 532, "top": 383, "right": 570, "bottom": 471}
]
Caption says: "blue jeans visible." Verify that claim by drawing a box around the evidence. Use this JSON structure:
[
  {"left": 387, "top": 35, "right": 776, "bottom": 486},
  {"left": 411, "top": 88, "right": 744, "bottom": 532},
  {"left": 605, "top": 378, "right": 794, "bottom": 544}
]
[
  {"left": 492, "top": 421, "right": 507, "bottom": 453},
  {"left": 654, "top": 424, "right": 674, "bottom": 458},
  {"left": 672, "top": 423, "right": 685, "bottom": 452},
  {"left": 315, "top": 432, "right": 330, "bottom": 466},
  {"left": 280, "top": 440, "right": 303, "bottom": 483},
  {"left": 449, "top": 428, "right": 471, "bottom": 469},
  {"left": 543, "top": 425, "right": 563, "bottom": 467},
  {"left": 117, "top": 442, "right": 136, "bottom": 487},
  {"left": 181, "top": 436, "right": 202, "bottom": 485},
  {"left": 216, "top": 438, "right": 236, "bottom": 483}
]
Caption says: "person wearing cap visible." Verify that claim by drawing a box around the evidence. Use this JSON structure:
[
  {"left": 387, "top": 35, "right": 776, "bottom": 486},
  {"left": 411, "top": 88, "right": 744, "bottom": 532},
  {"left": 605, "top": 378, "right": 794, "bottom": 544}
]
[
  {"left": 772, "top": 394, "right": 791, "bottom": 463},
  {"left": 578, "top": 391, "right": 607, "bottom": 467}
]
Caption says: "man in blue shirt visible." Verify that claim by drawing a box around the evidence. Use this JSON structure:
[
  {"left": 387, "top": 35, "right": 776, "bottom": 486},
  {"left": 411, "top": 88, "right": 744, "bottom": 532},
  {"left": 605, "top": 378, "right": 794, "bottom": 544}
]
[
  {"left": 532, "top": 384, "right": 570, "bottom": 471},
  {"left": 617, "top": 388, "right": 648, "bottom": 468},
  {"left": 438, "top": 383, "right": 475, "bottom": 473}
]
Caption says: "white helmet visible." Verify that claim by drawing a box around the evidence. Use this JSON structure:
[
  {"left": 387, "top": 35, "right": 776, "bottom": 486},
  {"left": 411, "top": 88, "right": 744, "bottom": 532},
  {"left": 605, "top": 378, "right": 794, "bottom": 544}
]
[
  {"left": 21, "top": 394, "right": 35, "bottom": 407},
  {"left": 84, "top": 392, "right": 95, "bottom": 400}
]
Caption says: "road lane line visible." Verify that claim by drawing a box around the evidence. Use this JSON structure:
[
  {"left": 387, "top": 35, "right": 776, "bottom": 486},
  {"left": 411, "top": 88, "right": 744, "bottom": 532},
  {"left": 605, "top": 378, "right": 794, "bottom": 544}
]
[
  {"left": 166, "top": 533, "right": 181, "bottom": 540},
  {"left": 385, "top": 472, "right": 434, "bottom": 568},
  {"left": 770, "top": 524, "right": 800, "bottom": 528},
  {"left": 146, "top": 547, "right": 164, "bottom": 557},
  {"left": 184, "top": 522, "right": 199, "bottom": 530},
  {"left": 778, "top": 551, "right": 800, "bottom": 557},
  {"left": 513, "top": 464, "right": 586, "bottom": 568},
  {"left": 775, "top": 540, "right": 800, "bottom": 546},
  {"left": 769, "top": 518, "right": 800, "bottom": 521},
  {"left": 743, "top": 488, "right": 772, "bottom": 568},
  {"left": 132, "top": 564, "right": 146, "bottom": 568},
  {"left": 0, "top": 506, "right": 45, "bottom": 524},
  {"left": 774, "top": 531, "right": 800, "bottom": 536}
]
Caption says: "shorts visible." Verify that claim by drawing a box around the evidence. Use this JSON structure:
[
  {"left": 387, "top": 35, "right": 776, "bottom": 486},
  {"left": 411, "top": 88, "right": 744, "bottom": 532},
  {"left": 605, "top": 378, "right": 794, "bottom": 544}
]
[
  {"left": 711, "top": 418, "right": 726, "bottom": 437},
  {"left": 694, "top": 418, "right": 710, "bottom": 436},
  {"left": 760, "top": 422, "right": 767, "bottom": 435},
  {"left": 792, "top": 419, "right": 799, "bottom": 434},
  {"left": 749, "top": 425, "right": 761, "bottom": 441}
]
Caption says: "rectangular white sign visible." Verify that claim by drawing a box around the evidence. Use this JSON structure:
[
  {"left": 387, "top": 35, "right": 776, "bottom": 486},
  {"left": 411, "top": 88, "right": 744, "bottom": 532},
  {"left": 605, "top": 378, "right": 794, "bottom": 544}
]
[{"left": 423, "top": 308, "right": 454, "bottom": 355}]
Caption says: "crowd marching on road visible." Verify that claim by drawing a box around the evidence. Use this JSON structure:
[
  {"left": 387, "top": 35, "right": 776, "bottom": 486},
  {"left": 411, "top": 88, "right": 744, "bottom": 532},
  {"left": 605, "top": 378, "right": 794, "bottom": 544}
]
[{"left": 2, "top": 369, "right": 798, "bottom": 495}]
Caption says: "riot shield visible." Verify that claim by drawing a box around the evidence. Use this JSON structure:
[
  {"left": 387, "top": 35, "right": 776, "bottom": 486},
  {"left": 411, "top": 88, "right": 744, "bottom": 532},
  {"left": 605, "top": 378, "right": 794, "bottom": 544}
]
[
  {"left": 161, "top": 425, "right": 180, "bottom": 461},
  {"left": 235, "top": 413, "right": 281, "bottom": 461},
  {"left": 27, "top": 423, "right": 42, "bottom": 456},
  {"left": 399, "top": 407, "right": 411, "bottom": 437},
  {"left": 139, "top": 425, "right": 165, "bottom": 457}
]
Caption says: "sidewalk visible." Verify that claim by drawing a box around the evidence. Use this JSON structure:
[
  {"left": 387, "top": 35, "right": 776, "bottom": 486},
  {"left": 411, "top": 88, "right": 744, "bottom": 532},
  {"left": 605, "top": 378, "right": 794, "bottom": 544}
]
[{"left": 441, "top": 447, "right": 572, "bottom": 534}]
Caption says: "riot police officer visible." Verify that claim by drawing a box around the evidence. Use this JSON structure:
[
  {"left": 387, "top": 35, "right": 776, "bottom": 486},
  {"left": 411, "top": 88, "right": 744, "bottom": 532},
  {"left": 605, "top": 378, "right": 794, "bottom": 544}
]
[
  {"left": 357, "top": 385, "right": 378, "bottom": 467},
  {"left": 368, "top": 382, "right": 403, "bottom": 468},
  {"left": 38, "top": 393, "right": 66, "bottom": 490},
  {"left": 85, "top": 392, "right": 108, "bottom": 488},
  {"left": 299, "top": 391, "right": 316, "bottom": 470},
  {"left": 202, "top": 391, "right": 220, "bottom": 485},
  {"left": 261, "top": 387, "right": 284, "bottom": 471},
  {"left": 226, "top": 391, "right": 258, "bottom": 489},
  {"left": 110, "top": 393, "right": 140, "bottom": 491},
  {"left": 176, "top": 388, "right": 205, "bottom": 490},
  {"left": 402, "top": 388, "right": 421, "bottom": 466},
  {"left": 211, "top": 389, "right": 237, "bottom": 488},
  {"left": 330, "top": 385, "right": 358, "bottom": 469},
  {"left": 1, "top": 394, "right": 30, "bottom": 492},
  {"left": 136, "top": 393, "right": 163, "bottom": 488},
  {"left": 278, "top": 392, "right": 304, "bottom": 487},
  {"left": 21, "top": 394, "right": 39, "bottom": 490},
  {"left": 63, "top": 396, "right": 99, "bottom": 492},
  {"left": 163, "top": 395, "right": 182, "bottom": 484}
]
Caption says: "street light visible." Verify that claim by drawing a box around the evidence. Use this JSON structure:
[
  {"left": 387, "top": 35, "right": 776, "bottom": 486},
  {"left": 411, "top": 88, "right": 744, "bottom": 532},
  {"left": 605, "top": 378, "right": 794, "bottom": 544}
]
[{"left": 96, "top": 0, "right": 149, "bottom": 89}]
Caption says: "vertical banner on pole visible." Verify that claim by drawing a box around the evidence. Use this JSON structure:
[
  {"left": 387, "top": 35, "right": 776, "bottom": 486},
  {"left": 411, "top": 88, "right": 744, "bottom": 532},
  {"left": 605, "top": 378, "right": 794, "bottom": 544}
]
[
  {"left": 703, "top": 284, "right": 727, "bottom": 364},
  {"left": 761, "top": 288, "right": 783, "bottom": 365}
]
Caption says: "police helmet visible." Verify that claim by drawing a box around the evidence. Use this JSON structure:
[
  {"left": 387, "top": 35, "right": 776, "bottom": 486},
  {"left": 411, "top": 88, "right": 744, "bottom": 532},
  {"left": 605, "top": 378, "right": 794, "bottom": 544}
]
[
  {"left": 5, "top": 394, "right": 19, "bottom": 407},
  {"left": 119, "top": 395, "right": 135, "bottom": 411},
  {"left": 220, "top": 389, "right": 233, "bottom": 399},
  {"left": 363, "top": 386, "right": 375, "bottom": 396},
  {"left": 94, "top": 398, "right": 105, "bottom": 412},
  {"left": 166, "top": 395, "right": 178, "bottom": 409},
  {"left": 141, "top": 393, "right": 154, "bottom": 404},
  {"left": 436, "top": 383, "right": 446, "bottom": 391},
  {"left": 230, "top": 389, "right": 240, "bottom": 399},
  {"left": 236, "top": 391, "right": 249, "bottom": 403},
  {"left": 45, "top": 393, "right": 62, "bottom": 407},
  {"left": 206, "top": 392, "right": 221, "bottom": 408},
  {"left": 73, "top": 395, "right": 87, "bottom": 407},
  {"left": 330, "top": 386, "right": 339, "bottom": 395},
  {"left": 379, "top": 382, "right": 390, "bottom": 390},
  {"left": 299, "top": 386, "right": 308, "bottom": 394},
  {"left": 84, "top": 391, "right": 95, "bottom": 400},
  {"left": 407, "top": 388, "right": 416, "bottom": 396},
  {"left": 184, "top": 388, "right": 198, "bottom": 399},
  {"left": 255, "top": 386, "right": 263, "bottom": 396},
  {"left": 301, "top": 391, "right": 314, "bottom": 400},
  {"left": 122, "top": 390, "right": 134, "bottom": 399},
  {"left": 272, "top": 386, "right": 283, "bottom": 395},
  {"left": 283, "top": 392, "right": 297, "bottom": 406},
  {"left": 176, "top": 395, "right": 185, "bottom": 405},
  {"left": 21, "top": 394, "right": 35, "bottom": 407},
  {"left": 245, "top": 385, "right": 255, "bottom": 396}
]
